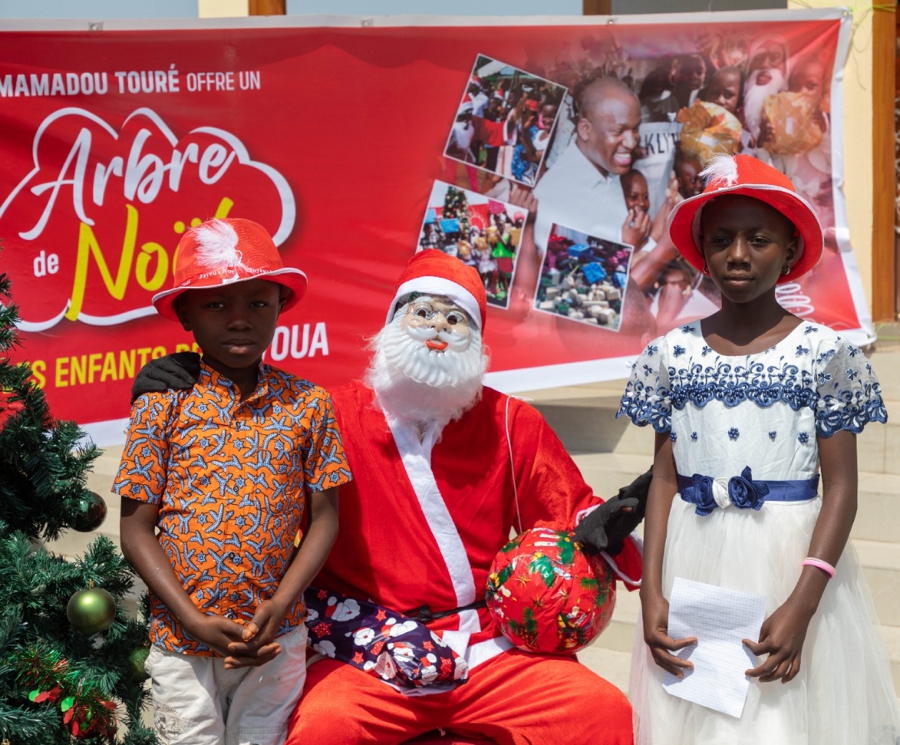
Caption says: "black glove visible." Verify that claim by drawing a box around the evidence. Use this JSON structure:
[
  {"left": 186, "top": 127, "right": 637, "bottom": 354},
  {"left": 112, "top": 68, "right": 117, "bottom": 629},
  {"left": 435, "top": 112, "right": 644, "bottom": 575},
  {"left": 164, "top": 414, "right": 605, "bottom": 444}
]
[
  {"left": 574, "top": 467, "right": 653, "bottom": 556},
  {"left": 131, "top": 352, "right": 201, "bottom": 402}
]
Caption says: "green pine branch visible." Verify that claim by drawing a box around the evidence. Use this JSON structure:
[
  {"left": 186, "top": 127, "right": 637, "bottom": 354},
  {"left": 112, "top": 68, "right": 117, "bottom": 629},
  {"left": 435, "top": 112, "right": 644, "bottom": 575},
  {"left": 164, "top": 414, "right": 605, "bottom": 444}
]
[{"left": 0, "top": 256, "right": 156, "bottom": 743}]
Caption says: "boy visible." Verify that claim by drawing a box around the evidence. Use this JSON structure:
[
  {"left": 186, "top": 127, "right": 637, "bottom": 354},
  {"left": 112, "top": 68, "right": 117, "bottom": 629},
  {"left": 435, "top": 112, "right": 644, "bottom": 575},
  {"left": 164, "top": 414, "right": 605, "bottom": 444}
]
[{"left": 116, "top": 217, "right": 351, "bottom": 745}]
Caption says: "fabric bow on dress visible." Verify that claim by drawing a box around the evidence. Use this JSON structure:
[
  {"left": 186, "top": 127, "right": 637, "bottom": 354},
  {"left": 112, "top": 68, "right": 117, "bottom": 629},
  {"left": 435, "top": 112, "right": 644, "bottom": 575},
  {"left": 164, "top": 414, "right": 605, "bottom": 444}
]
[{"left": 680, "top": 466, "right": 770, "bottom": 516}]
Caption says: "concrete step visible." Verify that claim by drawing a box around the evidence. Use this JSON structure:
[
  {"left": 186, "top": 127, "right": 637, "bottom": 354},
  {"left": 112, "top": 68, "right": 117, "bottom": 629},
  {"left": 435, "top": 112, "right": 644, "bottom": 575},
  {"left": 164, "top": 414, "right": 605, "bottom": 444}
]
[
  {"left": 856, "top": 538, "right": 900, "bottom": 628},
  {"left": 576, "top": 645, "right": 633, "bottom": 697}
]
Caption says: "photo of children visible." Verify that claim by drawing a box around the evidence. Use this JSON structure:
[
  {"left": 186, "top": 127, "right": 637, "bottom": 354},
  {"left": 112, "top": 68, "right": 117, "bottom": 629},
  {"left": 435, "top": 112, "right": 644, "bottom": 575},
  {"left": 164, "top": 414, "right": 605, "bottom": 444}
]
[
  {"left": 518, "top": 26, "right": 839, "bottom": 337},
  {"left": 418, "top": 180, "right": 528, "bottom": 309},
  {"left": 534, "top": 223, "right": 634, "bottom": 331},
  {"left": 444, "top": 55, "right": 567, "bottom": 188}
]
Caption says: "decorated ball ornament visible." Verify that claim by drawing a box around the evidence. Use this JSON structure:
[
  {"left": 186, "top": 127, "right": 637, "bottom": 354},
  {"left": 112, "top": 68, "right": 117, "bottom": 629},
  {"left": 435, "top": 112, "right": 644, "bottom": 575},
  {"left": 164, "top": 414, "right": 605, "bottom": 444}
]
[
  {"left": 485, "top": 526, "right": 616, "bottom": 655},
  {"left": 66, "top": 588, "right": 117, "bottom": 635},
  {"left": 67, "top": 491, "right": 108, "bottom": 533},
  {"left": 128, "top": 646, "right": 151, "bottom": 680}
]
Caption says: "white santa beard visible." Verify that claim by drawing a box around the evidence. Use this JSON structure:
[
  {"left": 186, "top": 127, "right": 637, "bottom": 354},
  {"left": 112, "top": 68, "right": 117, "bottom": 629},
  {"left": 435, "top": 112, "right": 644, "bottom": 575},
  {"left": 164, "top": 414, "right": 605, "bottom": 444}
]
[
  {"left": 366, "top": 313, "right": 489, "bottom": 427},
  {"left": 742, "top": 68, "right": 786, "bottom": 140}
]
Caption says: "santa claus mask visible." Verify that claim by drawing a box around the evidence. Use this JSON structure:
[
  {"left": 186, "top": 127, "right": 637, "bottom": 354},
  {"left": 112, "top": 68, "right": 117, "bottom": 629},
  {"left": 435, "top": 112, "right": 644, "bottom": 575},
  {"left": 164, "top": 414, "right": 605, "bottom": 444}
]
[{"left": 366, "top": 294, "right": 489, "bottom": 427}]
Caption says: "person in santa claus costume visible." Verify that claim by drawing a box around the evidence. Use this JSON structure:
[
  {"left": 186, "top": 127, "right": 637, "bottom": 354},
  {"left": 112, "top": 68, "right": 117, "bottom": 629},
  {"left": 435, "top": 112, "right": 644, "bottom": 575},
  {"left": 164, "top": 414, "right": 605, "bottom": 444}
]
[{"left": 133, "top": 249, "right": 647, "bottom": 744}]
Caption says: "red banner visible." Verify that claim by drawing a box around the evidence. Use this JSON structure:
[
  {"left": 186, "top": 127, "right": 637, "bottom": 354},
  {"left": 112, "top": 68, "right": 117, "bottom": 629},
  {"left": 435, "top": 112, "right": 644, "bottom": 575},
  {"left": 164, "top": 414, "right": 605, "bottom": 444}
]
[{"left": 0, "top": 11, "right": 860, "bottom": 442}]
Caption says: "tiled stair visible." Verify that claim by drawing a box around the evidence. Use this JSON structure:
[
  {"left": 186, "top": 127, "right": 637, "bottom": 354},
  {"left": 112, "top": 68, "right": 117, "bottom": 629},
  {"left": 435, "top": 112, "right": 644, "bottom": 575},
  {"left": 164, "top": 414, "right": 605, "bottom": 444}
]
[{"left": 524, "top": 344, "right": 900, "bottom": 699}]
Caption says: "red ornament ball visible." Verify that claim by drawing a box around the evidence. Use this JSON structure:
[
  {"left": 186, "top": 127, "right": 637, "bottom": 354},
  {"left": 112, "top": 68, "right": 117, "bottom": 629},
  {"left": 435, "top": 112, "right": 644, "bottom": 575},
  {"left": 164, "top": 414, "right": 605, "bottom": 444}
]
[{"left": 485, "top": 526, "right": 616, "bottom": 654}]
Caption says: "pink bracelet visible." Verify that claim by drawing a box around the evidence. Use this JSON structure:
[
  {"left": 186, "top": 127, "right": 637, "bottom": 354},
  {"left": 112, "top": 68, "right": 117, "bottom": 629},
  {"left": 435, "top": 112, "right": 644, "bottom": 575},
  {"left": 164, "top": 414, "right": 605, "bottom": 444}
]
[{"left": 802, "top": 557, "right": 836, "bottom": 579}]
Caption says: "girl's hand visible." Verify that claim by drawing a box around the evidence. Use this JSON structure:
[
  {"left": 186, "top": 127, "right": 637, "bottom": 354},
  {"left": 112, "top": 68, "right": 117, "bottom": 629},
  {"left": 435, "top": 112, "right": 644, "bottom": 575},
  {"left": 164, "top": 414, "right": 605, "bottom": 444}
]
[
  {"left": 641, "top": 590, "right": 697, "bottom": 677},
  {"left": 224, "top": 598, "right": 288, "bottom": 669},
  {"left": 743, "top": 599, "right": 814, "bottom": 683}
]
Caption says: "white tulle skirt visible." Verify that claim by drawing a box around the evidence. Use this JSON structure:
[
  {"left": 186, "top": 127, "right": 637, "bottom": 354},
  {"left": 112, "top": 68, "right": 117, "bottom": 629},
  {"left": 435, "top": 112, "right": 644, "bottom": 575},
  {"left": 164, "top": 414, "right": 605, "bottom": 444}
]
[{"left": 630, "top": 496, "right": 900, "bottom": 745}]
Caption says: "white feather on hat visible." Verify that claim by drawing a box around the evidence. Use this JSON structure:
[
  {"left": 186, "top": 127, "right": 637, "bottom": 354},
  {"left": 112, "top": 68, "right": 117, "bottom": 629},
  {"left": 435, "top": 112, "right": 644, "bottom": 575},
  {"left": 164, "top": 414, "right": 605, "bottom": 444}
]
[{"left": 192, "top": 220, "right": 252, "bottom": 274}]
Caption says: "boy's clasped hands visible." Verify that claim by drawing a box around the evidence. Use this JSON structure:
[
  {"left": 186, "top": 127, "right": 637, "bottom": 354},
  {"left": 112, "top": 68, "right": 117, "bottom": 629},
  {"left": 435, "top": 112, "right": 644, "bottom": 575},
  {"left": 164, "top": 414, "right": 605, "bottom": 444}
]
[{"left": 180, "top": 599, "right": 288, "bottom": 669}]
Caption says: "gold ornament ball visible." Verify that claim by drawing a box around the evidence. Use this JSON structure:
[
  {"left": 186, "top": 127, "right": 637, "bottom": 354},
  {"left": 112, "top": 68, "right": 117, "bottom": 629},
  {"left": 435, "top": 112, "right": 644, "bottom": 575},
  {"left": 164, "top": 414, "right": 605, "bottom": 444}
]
[{"left": 66, "top": 588, "right": 117, "bottom": 635}]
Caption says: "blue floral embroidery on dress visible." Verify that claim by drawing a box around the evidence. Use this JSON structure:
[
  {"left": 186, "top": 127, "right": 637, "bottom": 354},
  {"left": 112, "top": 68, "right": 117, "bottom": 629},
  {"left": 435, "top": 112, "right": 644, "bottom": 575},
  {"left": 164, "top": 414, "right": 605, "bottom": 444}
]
[
  {"left": 795, "top": 345, "right": 809, "bottom": 356},
  {"left": 680, "top": 325, "right": 693, "bottom": 333},
  {"left": 768, "top": 431, "right": 777, "bottom": 440},
  {"left": 804, "top": 325, "right": 818, "bottom": 334},
  {"left": 673, "top": 345, "right": 686, "bottom": 357},
  {"left": 670, "top": 431, "right": 677, "bottom": 442},
  {"left": 798, "top": 432, "right": 809, "bottom": 444},
  {"left": 691, "top": 432, "right": 698, "bottom": 442},
  {"left": 617, "top": 331, "right": 887, "bottom": 438},
  {"left": 816, "top": 348, "right": 837, "bottom": 366},
  {"left": 728, "top": 427, "right": 739, "bottom": 440}
]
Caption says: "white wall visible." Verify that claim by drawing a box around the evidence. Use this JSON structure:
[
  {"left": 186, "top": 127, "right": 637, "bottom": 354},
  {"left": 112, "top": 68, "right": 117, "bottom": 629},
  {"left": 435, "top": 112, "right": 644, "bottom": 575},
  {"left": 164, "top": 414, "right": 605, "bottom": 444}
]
[{"left": 0, "top": 0, "right": 196, "bottom": 19}]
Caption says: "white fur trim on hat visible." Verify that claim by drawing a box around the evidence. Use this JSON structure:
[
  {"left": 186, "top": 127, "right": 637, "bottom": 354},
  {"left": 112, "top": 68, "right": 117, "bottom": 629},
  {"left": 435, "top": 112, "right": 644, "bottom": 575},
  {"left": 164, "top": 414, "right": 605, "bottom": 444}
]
[{"left": 388, "top": 276, "right": 482, "bottom": 330}]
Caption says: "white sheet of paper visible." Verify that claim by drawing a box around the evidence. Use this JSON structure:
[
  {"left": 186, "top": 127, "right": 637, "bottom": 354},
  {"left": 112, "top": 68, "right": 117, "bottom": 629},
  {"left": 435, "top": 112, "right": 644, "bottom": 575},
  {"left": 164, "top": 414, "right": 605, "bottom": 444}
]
[{"left": 662, "top": 577, "right": 767, "bottom": 718}]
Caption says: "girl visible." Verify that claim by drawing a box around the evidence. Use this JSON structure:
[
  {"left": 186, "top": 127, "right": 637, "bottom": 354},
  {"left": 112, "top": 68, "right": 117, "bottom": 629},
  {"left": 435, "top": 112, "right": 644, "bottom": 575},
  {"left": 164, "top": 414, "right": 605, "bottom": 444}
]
[{"left": 619, "top": 154, "right": 900, "bottom": 744}]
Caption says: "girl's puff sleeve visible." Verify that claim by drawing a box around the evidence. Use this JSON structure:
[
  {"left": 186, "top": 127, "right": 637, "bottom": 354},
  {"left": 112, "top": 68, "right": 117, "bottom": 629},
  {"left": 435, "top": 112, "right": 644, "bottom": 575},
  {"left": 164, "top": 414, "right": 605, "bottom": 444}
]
[
  {"left": 814, "top": 336, "right": 888, "bottom": 437},
  {"left": 617, "top": 336, "right": 671, "bottom": 433}
]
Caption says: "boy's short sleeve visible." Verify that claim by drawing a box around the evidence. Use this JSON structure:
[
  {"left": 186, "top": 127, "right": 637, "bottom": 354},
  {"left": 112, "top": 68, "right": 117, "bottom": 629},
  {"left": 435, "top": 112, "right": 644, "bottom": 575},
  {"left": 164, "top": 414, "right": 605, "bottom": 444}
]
[
  {"left": 303, "top": 390, "right": 352, "bottom": 492},
  {"left": 617, "top": 336, "right": 672, "bottom": 433},
  {"left": 113, "top": 393, "right": 172, "bottom": 503},
  {"left": 814, "top": 337, "right": 888, "bottom": 437}
]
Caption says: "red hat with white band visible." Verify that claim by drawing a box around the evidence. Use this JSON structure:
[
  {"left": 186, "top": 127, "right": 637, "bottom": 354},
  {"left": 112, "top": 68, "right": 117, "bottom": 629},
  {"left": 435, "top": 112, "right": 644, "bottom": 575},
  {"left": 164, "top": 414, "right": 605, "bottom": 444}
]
[
  {"left": 388, "top": 249, "right": 487, "bottom": 330},
  {"left": 667, "top": 153, "right": 823, "bottom": 284},
  {"left": 152, "top": 218, "right": 307, "bottom": 322}
]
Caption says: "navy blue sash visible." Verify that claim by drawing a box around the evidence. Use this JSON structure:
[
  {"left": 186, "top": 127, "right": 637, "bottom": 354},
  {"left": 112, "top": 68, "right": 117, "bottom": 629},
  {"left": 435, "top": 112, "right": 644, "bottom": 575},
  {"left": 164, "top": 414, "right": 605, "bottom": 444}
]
[{"left": 677, "top": 467, "right": 819, "bottom": 516}]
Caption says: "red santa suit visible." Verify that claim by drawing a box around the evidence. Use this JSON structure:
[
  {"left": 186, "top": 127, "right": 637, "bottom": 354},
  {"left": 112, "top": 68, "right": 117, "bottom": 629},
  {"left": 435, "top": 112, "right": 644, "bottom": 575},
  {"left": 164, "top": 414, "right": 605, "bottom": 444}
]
[
  {"left": 286, "top": 383, "right": 642, "bottom": 744},
  {"left": 286, "top": 250, "right": 641, "bottom": 744}
]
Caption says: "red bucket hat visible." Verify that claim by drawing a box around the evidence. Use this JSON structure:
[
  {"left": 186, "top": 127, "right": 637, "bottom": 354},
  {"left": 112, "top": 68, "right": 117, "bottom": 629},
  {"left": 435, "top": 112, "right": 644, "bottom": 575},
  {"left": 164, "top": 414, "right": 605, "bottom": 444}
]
[
  {"left": 667, "top": 154, "right": 823, "bottom": 283},
  {"left": 387, "top": 249, "right": 487, "bottom": 331},
  {"left": 152, "top": 218, "right": 307, "bottom": 322}
]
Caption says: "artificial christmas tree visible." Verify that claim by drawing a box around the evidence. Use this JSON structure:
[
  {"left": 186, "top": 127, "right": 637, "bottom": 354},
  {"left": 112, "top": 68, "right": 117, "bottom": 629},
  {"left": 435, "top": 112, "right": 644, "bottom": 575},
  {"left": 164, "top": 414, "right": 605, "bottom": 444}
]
[{"left": 0, "top": 263, "right": 157, "bottom": 744}]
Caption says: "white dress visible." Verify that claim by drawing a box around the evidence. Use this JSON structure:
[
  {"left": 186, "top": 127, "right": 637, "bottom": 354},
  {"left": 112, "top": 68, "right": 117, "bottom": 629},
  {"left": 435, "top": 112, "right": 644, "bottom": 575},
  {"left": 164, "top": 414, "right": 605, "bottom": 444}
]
[{"left": 619, "top": 320, "right": 900, "bottom": 745}]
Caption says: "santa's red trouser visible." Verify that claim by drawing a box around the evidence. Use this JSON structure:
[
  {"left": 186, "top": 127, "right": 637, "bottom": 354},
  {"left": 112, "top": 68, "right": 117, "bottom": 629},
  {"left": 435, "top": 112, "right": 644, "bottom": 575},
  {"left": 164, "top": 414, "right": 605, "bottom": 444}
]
[{"left": 284, "top": 648, "right": 634, "bottom": 745}]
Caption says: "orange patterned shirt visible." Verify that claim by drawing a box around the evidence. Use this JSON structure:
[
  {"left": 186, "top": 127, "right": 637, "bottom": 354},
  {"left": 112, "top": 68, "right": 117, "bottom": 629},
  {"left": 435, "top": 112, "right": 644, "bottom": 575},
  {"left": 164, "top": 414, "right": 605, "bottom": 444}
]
[{"left": 114, "top": 362, "right": 351, "bottom": 655}]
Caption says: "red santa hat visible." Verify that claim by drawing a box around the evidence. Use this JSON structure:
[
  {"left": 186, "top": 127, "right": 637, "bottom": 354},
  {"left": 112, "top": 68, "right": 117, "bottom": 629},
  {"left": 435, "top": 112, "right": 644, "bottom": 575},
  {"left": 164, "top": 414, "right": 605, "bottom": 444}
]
[
  {"left": 152, "top": 217, "right": 307, "bottom": 322},
  {"left": 667, "top": 153, "right": 823, "bottom": 283},
  {"left": 387, "top": 249, "right": 487, "bottom": 330}
]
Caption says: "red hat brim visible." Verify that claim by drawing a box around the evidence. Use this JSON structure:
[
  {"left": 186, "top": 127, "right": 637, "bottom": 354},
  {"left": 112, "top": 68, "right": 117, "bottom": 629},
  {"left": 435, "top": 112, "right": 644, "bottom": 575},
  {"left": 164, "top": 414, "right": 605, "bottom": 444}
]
[
  {"left": 667, "top": 184, "right": 823, "bottom": 284},
  {"left": 151, "top": 268, "right": 308, "bottom": 322}
]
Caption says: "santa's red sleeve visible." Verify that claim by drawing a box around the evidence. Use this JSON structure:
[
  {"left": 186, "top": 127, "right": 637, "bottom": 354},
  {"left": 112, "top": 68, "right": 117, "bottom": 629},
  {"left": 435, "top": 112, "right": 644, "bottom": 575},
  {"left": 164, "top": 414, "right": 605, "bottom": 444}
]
[{"left": 505, "top": 395, "right": 643, "bottom": 590}]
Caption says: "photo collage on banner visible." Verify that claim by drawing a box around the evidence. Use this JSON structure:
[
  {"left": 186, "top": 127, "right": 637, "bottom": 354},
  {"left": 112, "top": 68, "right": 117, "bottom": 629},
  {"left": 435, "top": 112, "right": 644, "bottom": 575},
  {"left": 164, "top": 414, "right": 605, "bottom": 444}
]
[
  {"left": 435, "top": 27, "right": 840, "bottom": 334},
  {"left": 535, "top": 225, "right": 633, "bottom": 331},
  {"left": 420, "top": 54, "right": 567, "bottom": 314},
  {"left": 417, "top": 181, "right": 528, "bottom": 309}
]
